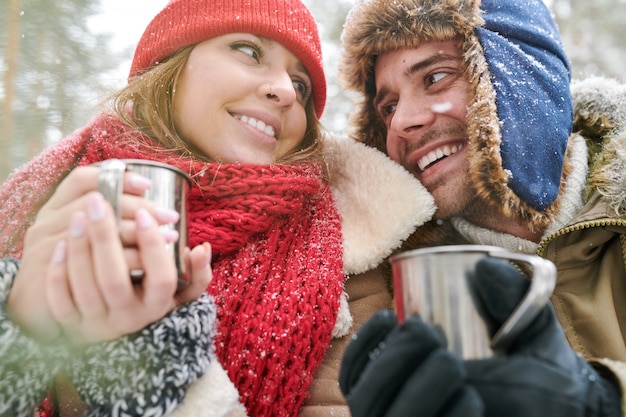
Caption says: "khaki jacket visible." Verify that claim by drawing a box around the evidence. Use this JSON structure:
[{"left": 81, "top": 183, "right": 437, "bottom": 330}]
[{"left": 540, "top": 190, "right": 626, "bottom": 408}]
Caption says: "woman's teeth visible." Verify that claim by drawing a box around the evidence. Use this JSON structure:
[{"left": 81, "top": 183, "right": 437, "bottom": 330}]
[{"left": 237, "top": 115, "right": 276, "bottom": 137}]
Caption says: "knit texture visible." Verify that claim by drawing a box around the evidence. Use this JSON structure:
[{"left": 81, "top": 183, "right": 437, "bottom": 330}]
[
  {"left": 0, "top": 259, "right": 68, "bottom": 417},
  {"left": 0, "top": 114, "right": 345, "bottom": 416},
  {"left": 129, "top": 0, "right": 326, "bottom": 117},
  {"left": 0, "top": 257, "right": 218, "bottom": 417},
  {"left": 70, "top": 293, "right": 217, "bottom": 417}
]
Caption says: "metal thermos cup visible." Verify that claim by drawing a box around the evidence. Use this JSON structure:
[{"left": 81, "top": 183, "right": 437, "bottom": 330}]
[
  {"left": 390, "top": 245, "right": 556, "bottom": 359},
  {"left": 96, "top": 158, "right": 191, "bottom": 289}
]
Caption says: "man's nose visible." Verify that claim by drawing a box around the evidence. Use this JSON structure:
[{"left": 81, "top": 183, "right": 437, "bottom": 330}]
[{"left": 388, "top": 96, "right": 436, "bottom": 135}]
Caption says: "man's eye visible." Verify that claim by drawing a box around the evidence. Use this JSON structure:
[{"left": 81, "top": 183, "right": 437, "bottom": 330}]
[
  {"left": 428, "top": 72, "right": 448, "bottom": 85},
  {"left": 380, "top": 103, "right": 397, "bottom": 118}
]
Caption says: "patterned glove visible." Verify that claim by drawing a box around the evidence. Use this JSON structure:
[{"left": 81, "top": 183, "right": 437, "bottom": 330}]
[
  {"left": 68, "top": 292, "right": 217, "bottom": 417},
  {"left": 0, "top": 258, "right": 219, "bottom": 417},
  {"left": 0, "top": 259, "right": 69, "bottom": 417}
]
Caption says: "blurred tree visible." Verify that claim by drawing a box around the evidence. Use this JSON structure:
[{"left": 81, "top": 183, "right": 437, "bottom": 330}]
[
  {"left": 548, "top": 0, "right": 626, "bottom": 81},
  {"left": 303, "top": 0, "right": 356, "bottom": 134},
  {"left": 1, "top": 0, "right": 625, "bottom": 183},
  {"left": 0, "top": 0, "right": 125, "bottom": 181}
]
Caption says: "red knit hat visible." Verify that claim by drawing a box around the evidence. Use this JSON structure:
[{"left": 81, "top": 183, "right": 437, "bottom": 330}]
[{"left": 129, "top": 0, "right": 326, "bottom": 117}]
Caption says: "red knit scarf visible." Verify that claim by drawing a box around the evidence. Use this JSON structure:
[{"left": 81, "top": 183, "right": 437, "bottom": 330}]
[{"left": 0, "top": 115, "right": 345, "bottom": 416}]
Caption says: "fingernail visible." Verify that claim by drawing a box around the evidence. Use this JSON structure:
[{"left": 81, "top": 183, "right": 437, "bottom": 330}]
[
  {"left": 155, "top": 207, "right": 180, "bottom": 224},
  {"left": 203, "top": 242, "right": 212, "bottom": 267},
  {"left": 70, "top": 212, "right": 87, "bottom": 237},
  {"left": 51, "top": 240, "right": 67, "bottom": 263},
  {"left": 128, "top": 173, "right": 152, "bottom": 190},
  {"left": 161, "top": 228, "right": 179, "bottom": 242},
  {"left": 87, "top": 192, "right": 106, "bottom": 221},
  {"left": 136, "top": 208, "right": 155, "bottom": 229}
]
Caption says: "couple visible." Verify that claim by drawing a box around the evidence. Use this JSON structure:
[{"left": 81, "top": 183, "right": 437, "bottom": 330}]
[{"left": 0, "top": 0, "right": 624, "bottom": 416}]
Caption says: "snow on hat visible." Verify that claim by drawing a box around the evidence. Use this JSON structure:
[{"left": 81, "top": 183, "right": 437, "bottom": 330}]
[
  {"left": 340, "top": 0, "right": 573, "bottom": 227},
  {"left": 129, "top": 0, "right": 326, "bottom": 117}
]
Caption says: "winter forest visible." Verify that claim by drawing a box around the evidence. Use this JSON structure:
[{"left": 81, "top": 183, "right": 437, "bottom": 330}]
[{"left": 1, "top": 0, "right": 625, "bottom": 182}]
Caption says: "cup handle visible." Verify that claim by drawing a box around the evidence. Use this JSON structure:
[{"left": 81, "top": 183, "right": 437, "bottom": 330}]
[
  {"left": 487, "top": 251, "right": 557, "bottom": 353},
  {"left": 97, "top": 159, "right": 126, "bottom": 226}
]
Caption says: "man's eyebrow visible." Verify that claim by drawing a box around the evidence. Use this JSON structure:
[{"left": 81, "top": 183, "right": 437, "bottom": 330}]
[
  {"left": 404, "top": 53, "right": 460, "bottom": 77},
  {"left": 374, "top": 53, "right": 461, "bottom": 108}
]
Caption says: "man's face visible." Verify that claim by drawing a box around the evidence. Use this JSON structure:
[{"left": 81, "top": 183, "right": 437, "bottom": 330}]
[{"left": 374, "top": 40, "right": 476, "bottom": 220}]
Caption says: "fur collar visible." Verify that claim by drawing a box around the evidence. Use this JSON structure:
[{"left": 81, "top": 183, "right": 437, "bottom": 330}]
[
  {"left": 572, "top": 76, "right": 626, "bottom": 216},
  {"left": 322, "top": 134, "right": 436, "bottom": 274}
]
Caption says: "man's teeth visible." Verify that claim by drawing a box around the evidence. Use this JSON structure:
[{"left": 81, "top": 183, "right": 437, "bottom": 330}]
[
  {"left": 418, "top": 144, "right": 464, "bottom": 171},
  {"left": 238, "top": 115, "right": 276, "bottom": 137}
]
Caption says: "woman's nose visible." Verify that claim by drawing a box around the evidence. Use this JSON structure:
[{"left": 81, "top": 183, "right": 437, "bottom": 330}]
[{"left": 259, "top": 74, "right": 296, "bottom": 109}]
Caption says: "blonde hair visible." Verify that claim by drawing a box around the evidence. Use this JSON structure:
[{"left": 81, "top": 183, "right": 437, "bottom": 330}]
[{"left": 108, "top": 44, "right": 324, "bottom": 164}]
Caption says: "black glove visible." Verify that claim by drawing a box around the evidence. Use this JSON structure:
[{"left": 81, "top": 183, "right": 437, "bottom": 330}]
[
  {"left": 339, "top": 309, "right": 483, "bottom": 417},
  {"left": 463, "top": 258, "right": 622, "bottom": 417},
  {"left": 339, "top": 258, "right": 623, "bottom": 417}
]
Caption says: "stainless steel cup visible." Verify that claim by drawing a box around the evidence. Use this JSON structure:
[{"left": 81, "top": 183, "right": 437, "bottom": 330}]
[
  {"left": 390, "top": 245, "right": 556, "bottom": 359},
  {"left": 96, "top": 159, "right": 191, "bottom": 289}
]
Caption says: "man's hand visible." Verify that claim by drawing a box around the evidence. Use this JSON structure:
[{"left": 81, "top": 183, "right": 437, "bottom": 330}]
[
  {"left": 339, "top": 310, "right": 483, "bottom": 417},
  {"left": 339, "top": 258, "right": 622, "bottom": 417},
  {"left": 463, "top": 258, "right": 621, "bottom": 417}
]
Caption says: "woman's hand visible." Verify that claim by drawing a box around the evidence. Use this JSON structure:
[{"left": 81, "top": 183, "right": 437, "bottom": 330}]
[
  {"left": 6, "top": 166, "right": 211, "bottom": 343},
  {"left": 44, "top": 192, "right": 212, "bottom": 343}
]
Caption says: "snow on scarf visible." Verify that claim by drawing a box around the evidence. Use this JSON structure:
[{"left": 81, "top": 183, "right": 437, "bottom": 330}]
[{"left": 0, "top": 114, "right": 345, "bottom": 416}]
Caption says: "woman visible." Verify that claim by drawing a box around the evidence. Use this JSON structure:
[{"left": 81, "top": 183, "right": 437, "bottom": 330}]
[{"left": 0, "top": 0, "right": 436, "bottom": 416}]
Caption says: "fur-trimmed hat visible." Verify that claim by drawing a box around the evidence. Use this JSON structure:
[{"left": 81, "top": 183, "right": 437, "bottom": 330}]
[
  {"left": 129, "top": 0, "right": 326, "bottom": 117},
  {"left": 340, "top": 0, "right": 573, "bottom": 227}
]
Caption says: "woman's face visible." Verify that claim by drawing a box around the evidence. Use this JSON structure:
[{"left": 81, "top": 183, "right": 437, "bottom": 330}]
[{"left": 173, "top": 33, "right": 312, "bottom": 164}]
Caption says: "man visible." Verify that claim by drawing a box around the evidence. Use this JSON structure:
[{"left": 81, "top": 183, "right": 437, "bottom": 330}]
[{"left": 337, "top": 0, "right": 626, "bottom": 415}]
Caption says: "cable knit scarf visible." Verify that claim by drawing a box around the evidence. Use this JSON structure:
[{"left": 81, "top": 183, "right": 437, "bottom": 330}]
[{"left": 0, "top": 114, "right": 345, "bottom": 416}]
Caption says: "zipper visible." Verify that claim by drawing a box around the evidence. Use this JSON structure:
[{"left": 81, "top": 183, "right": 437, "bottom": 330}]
[{"left": 536, "top": 217, "right": 626, "bottom": 257}]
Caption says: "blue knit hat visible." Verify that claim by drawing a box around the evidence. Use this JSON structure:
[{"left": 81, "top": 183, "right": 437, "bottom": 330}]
[
  {"left": 477, "top": 0, "right": 572, "bottom": 211},
  {"left": 340, "top": 0, "right": 573, "bottom": 226}
]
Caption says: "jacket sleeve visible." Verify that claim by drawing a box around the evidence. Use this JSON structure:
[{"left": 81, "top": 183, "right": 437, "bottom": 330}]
[
  {"left": 593, "top": 358, "right": 626, "bottom": 416},
  {"left": 0, "top": 259, "right": 69, "bottom": 417},
  {"left": 0, "top": 258, "right": 244, "bottom": 417}
]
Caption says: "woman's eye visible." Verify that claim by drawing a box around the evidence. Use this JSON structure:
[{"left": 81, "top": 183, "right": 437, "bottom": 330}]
[
  {"left": 231, "top": 43, "right": 261, "bottom": 62},
  {"left": 293, "top": 79, "right": 311, "bottom": 103}
]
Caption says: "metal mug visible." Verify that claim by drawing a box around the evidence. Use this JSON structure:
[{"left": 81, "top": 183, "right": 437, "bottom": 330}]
[
  {"left": 96, "top": 158, "right": 191, "bottom": 289},
  {"left": 390, "top": 245, "right": 556, "bottom": 359}
]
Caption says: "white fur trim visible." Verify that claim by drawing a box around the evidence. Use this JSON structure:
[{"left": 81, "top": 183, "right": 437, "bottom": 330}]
[
  {"left": 332, "top": 290, "right": 353, "bottom": 338},
  {"left": 323, "top": 134, "right": 436, "bottom": 274},
  {"left": 167, "top": 361, "right": 247, "bottom": 417}
]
